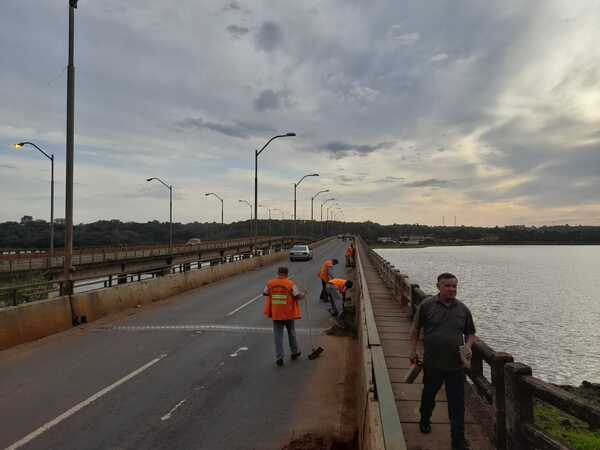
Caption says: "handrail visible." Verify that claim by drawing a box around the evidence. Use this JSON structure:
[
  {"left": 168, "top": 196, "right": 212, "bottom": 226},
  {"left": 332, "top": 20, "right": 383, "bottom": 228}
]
[{"left": 355, "top": 236, "right": 407, "bottom": 450}]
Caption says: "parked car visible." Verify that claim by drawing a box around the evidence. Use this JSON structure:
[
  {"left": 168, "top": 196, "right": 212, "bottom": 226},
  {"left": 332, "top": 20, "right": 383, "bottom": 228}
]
[
  {"left": 186, "top": 238, "right": 202, "bottom": 245},
  {"left": 289, "top": 244, "right": 312, "bottom": 261}
]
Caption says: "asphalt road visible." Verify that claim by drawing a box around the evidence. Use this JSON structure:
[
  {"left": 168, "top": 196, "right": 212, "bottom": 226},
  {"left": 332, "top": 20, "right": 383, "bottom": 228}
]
[{"left": 0, "top": 238, "right": 354, "bottom": 450}]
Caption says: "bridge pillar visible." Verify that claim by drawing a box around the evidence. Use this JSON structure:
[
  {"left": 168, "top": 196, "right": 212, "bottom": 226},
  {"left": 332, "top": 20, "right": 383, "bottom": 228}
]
[
  {"left": 183, "top": 262, "right": 191, "bottom": 272},
  {"left": 220, "top": 250, "right": 225, "bottom": 264},
  {"left": 504, "top": 362, "right": 533, "bottom": 450},
  {"left": 118, "top": 273, "right": 127, "bottom": 284}
]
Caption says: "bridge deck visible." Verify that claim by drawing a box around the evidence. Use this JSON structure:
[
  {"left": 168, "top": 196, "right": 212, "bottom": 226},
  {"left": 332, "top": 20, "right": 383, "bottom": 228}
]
[{"left": 361, "top": 251, "right": 494, "bottom": 450}]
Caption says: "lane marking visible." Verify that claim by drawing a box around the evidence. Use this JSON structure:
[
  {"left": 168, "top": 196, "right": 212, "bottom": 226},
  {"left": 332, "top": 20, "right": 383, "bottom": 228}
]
[
  {"left": 160, "top": 398, "right": 186, "bottom": 421},
  {"left": 5, "top": 354, "right": 167, "bottom": 450},
  {"left": 226, "top": 294, "right": 262, "bottom": 316},
  {"left": 229, "top": 346, "right": 249, "bottom": 358},
  {"left": 103, "top": 324, "right": 326, "bottom": 334}
]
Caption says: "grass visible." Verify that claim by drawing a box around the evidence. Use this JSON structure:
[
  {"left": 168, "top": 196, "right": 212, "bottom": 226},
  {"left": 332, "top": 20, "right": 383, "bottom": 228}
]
[{"left": 534, "top": 400, "right": 600, "bottom": 450}]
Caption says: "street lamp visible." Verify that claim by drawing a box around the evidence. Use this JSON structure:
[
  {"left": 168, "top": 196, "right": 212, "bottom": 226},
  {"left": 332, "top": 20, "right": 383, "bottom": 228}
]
[
  {"left": 205, "top": 192, "right": 224, "bottom": 225},
  {"left": 259, "top": 204, "right": 272, "bottom": 243},
  {"left": 310, "top": 189, "right": 329, "bottom": 221},
  {"left": 14, "top": 142, "right": 55, "bottom": 256},
  {"left": 254, "top": 133, "right": 296, "bottom": 237},
  {"left": 238, "top": 200, "right": 253, "bottom": 232},
  {"left": 320, "top": 198, "right": 335, "bottom": 222},
  {"left": 294, "top": 173, "right": 319, "bottom": 236},
  {"left": 147, "top": 177, "right": 173, "bottom": 252},
  {"left": 63, "top": 0, "right": 78, "bottom": 294}
]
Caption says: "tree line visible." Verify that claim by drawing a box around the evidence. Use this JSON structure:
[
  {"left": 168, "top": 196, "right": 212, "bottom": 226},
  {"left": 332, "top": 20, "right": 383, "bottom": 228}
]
[{"left": 1, "top": 217, "right": 600, "bottom": 250}]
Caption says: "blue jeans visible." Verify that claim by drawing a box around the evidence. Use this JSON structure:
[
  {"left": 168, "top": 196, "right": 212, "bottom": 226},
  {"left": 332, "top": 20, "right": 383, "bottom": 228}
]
[
  {"left": 326, "top": 284, "right": 344, "bottom": 318},
  {"left": 273, "top": 320, "right": 298, "bottom": 360},
  {"left": 420, "top": 366, "right": 465, "bottom": 446}
]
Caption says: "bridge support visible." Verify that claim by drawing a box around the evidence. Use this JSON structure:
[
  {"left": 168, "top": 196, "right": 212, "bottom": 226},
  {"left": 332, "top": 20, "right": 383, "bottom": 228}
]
[
  {"left": 118, "top": 274, "right": 127, "bottom": 284},
  {"left": 505, "top": 362, "right": 533, "bottom": 450}
]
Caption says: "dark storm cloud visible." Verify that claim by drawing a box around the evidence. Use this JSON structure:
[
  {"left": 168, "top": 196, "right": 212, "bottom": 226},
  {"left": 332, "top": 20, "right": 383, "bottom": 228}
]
[
  {"left": 175, "top": 117, "right": 274, "bottom": 139},
  {"left": 255, "top": 21, "right": 283, "bottom": 52},
  {"left": 253, "top": 89, "right": 289, "bottom": 111},
  {"left": 226, "top": 25, "right": 250, "bottom": 38},
  {"left": 320, "top": 141, "right": 393, "bottom": 159},
  {"left": 404, "top": 178, "right": 452, "bottom": 188}
]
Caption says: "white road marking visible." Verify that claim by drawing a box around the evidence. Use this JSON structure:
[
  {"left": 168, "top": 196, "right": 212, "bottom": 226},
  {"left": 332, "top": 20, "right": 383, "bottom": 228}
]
[
  {"left": 160, "top": 399, "right": 186, "bottom": 421},
  {"left": 5, "top": 354, "right": 167, "bottom": 450},
  {"left": 105, "top": 324, "right": 326, "bottom": 334},
  {"left": 229, "top": 346, "right": 249, "bottom": 357},
  {"left": 225, "top": 294, "right": 262, "bottom": 316}
]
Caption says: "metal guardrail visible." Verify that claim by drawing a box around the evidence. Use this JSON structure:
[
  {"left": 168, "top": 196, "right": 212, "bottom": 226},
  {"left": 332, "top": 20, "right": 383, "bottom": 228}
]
[
  {"left": 355, "top": 236, "right": 407, "bottom": 450},
  {"left": 366, "top": 241, "right": 600, "bottom": 450},
  {"left": 0, "top": 236, "right": 305, "bottom": 273}
]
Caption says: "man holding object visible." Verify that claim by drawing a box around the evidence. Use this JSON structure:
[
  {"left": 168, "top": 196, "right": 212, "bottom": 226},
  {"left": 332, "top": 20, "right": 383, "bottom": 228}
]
[{"left": 409, "top": 272, "right": 478, "bottom": 450}]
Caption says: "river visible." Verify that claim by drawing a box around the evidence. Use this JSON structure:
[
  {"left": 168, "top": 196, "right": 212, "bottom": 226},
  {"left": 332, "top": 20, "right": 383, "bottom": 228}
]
[{"left": 375, "top": 245, "right": 600, "bottom": 386}]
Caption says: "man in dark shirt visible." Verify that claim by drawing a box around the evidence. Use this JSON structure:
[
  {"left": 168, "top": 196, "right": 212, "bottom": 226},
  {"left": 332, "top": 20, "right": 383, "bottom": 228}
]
[{"left": 410, "top": 273, "right": 477, "bottom": 450}]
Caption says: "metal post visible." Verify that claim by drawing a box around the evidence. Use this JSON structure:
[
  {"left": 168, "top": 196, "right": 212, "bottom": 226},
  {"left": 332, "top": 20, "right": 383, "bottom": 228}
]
[
  {"left": 50, "top": 154, "right": 54, "bottom": 257},
  {"left": 169, "top": 185, "right": 173, "bottom": 253},
  {"left": 293, "top": 182, "right": 297, "bottom": 236},
  {"left": 64, "top": 1, "right": 77, "bottom": 295},
  {"left": 254, "top": 149, "right": 258, "bottom": 238},
  {"left": 220, "top": 198, "right": 224, "bottom": 225}
]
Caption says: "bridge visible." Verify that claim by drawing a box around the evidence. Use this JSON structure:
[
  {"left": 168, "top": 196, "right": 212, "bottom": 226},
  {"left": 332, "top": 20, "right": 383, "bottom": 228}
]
[{"left": 0, "top": 236, "right": 598, "bottom": 449}]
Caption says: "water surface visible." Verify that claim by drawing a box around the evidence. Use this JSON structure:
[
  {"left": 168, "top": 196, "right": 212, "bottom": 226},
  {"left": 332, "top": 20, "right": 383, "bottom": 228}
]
[{"left": 375, "top": 245, "right": 600, "bottom": 385}]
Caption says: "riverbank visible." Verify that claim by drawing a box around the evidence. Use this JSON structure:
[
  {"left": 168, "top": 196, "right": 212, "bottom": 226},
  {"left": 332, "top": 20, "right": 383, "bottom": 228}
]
[{"left": 535, "top": 381, "right": 600, "bottom": 450}]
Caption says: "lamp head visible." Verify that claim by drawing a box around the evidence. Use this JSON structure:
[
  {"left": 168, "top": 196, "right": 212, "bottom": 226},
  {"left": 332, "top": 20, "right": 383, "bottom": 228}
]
[
  {"left": 146, "top": 178, "right": 153, "bottom": 182},
  {"left": 286, "top": 132, "right": 296, "bottom": 137},
  {"left": 14, "top": 143, "right": 24, "bottom": 149},
  {"left": 310, "top": 173, "right": 319, "bottom": 177}
]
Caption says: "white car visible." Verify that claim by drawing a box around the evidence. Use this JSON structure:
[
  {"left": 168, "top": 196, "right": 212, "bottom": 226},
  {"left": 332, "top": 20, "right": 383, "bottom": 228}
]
[{"left": 289, "top": 244, "right": 312, "bottom": 261}]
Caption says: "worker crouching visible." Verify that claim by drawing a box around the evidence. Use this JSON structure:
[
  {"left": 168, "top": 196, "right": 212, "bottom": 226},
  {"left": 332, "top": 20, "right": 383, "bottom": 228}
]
[
  {"left": 325, "top": 278, "right": 353, "bottom": 322},
  {"left": 263, "top": 266, "right": 306, "bottom": 366}
]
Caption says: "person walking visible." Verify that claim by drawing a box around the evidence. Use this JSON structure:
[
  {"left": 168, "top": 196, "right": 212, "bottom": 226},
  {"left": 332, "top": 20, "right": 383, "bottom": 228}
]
[
  {"left": 345, "top": 245, "right": 354, "bottom": 267},
  {"left": 263, "top": 266, "right": 306, "bottom": 366},
  {"left": 318, "top": 258, "right": 338, "bottom": 301},
  {"left": 409, "top": 272, "right": 478, "bottom": 450},
  {"left": 325, "top": 278, "right": 353, "bottom": 319}
]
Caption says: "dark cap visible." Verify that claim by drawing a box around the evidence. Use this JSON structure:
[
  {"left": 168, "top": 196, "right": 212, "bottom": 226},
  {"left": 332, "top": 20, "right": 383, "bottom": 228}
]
[
  {"left": 332, "top": 258, "right": 339, "bottom": 265},
  {"left": 277, "top": 266, "right": 289, "bottom": 275}
]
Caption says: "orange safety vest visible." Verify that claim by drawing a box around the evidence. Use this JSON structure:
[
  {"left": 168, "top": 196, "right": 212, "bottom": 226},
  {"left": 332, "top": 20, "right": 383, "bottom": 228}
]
[
  {"left": 328, "top": 278, "right": 347, "bottom": 293},
  {"left": 263, "top": 277, "right": 302, "bottom": 321},
  {"left": 318, "top": 260, "right": 334, "bottom": 281},
  {"left": 345, "top": 247, "right": 354, "bottom": 257}
]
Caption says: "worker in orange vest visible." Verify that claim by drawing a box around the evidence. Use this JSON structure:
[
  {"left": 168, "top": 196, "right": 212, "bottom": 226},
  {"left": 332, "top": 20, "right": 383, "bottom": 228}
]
[
  {"left": 345, "top": 244, "right": 355, "bottom": 267},
  {"left": 263, "top": 266, "right": 306, "bottom": 366},
  {"left": 326, "top": 278, "right": 353, "bottom": 319},
  {"left": 318, "top": 258, "right": 338, "bottom": 302}
]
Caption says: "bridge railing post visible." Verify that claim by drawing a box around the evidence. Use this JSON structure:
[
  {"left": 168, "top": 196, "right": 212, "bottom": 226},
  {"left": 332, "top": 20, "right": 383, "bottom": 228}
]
[
  {"left": 492, "top": 352, "right": 514, "bottom": 450},
  {"left": 504, "top": 362, "right": 533, "bottom": 450}
]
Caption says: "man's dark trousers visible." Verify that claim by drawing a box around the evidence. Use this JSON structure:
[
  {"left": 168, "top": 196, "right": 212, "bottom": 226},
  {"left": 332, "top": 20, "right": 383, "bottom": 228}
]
[{"left": 420, "top": 366, "right": 465, "bottom": 446}]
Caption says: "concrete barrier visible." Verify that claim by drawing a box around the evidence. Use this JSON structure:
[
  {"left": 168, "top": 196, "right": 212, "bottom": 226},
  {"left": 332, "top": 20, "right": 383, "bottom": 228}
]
[
  {"left": 0, "top": 236, "right": 336, "bottom": 351},
  {"left": 0, "top": 296, "right": 72, "bottom": 351}
]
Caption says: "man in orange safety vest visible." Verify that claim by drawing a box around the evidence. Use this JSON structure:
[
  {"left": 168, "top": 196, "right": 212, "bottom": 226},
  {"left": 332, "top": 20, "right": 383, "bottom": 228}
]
[
  {"left": 263, "top": 266, "right": 306, "bottom": 366},
  {"left": 318, "top": 258, "right": 338, "bottom": 301},
  {"left": 326, "top": 278, "right": 353, "bottom": 319}
]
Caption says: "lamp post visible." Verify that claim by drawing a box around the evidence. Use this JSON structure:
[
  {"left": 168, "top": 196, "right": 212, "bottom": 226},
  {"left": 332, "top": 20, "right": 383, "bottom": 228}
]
[
  {"left": 310, "top": 189, "right": 329, "bottom": 222},
  {"left": 293, "top": 173, "right": 319, "bottom": 237},
  {"left": 238, "top": 200, "right": 253, "bottom": 233},
  {"left": 326, "top": 204, "right": 341, "bottom": 235},
  {"left": 254, "top": 133, "right": 296, "bottom": 237},
  {"left": 320, "top": 197, "right": 335, "bottom": 235},
  {"left": 259, "top": 204, "right": 272, "bottom": 245},
  {"left": 147, "top": 177, "right": 173, "bottom": 252},
  {"left": 14, "top": 142, "right": 55, "bottom": 256},
  {"left": 63, "top": 0, "right": 78, "bottom": 294},
  {"left": 205, "top": 192, "right": 224, "bottom": 225}
]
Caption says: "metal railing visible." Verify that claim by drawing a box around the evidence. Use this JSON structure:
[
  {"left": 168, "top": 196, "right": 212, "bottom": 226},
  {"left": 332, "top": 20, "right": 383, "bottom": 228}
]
[
  {"left": 366, "top": 240, "right": 600, "bottom": 450},
  {"left": 0, "top": 236, "right": 304, "bottom": 273}
]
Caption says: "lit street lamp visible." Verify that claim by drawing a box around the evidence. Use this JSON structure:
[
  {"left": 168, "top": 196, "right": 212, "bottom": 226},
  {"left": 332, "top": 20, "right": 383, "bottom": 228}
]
[
  {"left": 147, "top": 177, "right": 173, "bottom": 252},
  {"left": 14, "top": 142, "right": 55, "bottom": 256},
  {"left": 254, "top": 133, "right": 296, "bottom": 237},
  {"left": 205, "top": 192, "right": 224, "bottom": 225},
  {"left": 293, "top": 173, "right": 319, "bottom": 236}
]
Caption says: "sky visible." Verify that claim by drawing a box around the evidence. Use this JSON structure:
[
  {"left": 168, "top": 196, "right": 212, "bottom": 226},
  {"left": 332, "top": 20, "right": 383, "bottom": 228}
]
[{"left": 1, "top": 0, "right": 600, "bottom": 226}]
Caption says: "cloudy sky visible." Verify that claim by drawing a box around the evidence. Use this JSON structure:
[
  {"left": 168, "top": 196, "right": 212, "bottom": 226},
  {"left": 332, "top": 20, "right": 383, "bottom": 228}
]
[{"left": 1, "top": 0, "right": 600, "bottom": 226}]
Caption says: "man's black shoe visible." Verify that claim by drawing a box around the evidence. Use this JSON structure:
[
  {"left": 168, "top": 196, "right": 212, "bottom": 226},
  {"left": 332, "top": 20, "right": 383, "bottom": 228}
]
[
  {"left": 291, "top": 352, "right": 301, "bottom": 360},
  {"left": 276, "top": 358, "right": 284, "bottom": 367},
  {"left": 419, "top": 421, "right": 431, "bottom": 434}
]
